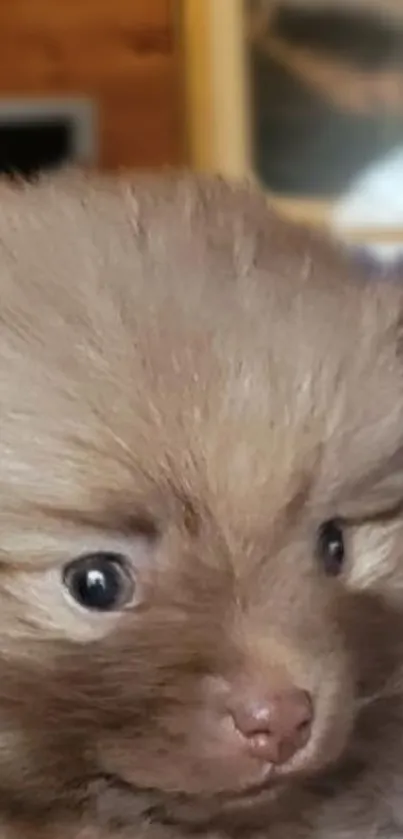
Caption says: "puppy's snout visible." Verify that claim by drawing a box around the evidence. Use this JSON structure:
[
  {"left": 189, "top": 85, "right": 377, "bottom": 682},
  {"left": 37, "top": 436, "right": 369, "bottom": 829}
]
[{"left": 226, "top": 687, "right": 313, "bottom": 765}]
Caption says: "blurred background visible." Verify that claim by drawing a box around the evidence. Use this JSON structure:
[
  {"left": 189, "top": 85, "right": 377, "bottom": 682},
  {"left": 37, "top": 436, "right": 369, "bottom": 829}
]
[{"left": 1, "top": 0, "right": 403, "bottom": 256}]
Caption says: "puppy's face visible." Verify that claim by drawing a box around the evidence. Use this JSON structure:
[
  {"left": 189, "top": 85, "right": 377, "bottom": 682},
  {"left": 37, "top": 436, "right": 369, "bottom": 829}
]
[{"left": 0, "top": 174, "right": 402, "bottom": 827}]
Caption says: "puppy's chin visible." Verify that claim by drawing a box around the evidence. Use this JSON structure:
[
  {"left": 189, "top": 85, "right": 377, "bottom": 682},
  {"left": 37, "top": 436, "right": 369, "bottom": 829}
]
[
  {"left": 95, "top": 702, "right": 354, "bottom": 828},
  {"left": 94, "top": 772, "right": 289, "bottom": 829}
]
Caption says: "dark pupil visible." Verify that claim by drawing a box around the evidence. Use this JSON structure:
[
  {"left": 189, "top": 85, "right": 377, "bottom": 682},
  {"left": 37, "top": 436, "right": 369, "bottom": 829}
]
[
  {"left": 319, "top": 520, "right": 345, "bottom": 576},
  {"left": 66, "top": 553, "right": 124, "bottom": 611}
]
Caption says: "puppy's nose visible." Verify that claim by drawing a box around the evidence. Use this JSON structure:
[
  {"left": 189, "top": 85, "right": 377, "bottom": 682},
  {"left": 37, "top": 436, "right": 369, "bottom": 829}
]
[{"left": 227, "top": 688, "right": 313, "bottom": 765}]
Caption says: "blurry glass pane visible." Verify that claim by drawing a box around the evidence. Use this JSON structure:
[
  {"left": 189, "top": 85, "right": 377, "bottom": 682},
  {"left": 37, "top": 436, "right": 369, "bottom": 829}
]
[{"left": 245, "top": 0, "right": 403, "bottom": 198}]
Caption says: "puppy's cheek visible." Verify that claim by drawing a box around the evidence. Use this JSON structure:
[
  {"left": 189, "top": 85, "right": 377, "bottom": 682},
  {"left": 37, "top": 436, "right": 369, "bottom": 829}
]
[
  {"left": 346, "top": 520, "right": 403, "bottom": 596},
  {"left": 0, "top": 569, "right": 122, "bottom": 644},
  {"left": 0, "top": 727, "right": 35, "bottom": 786},
  {"left": 305, "top": 662, "right": 355, "bottom": 774}
]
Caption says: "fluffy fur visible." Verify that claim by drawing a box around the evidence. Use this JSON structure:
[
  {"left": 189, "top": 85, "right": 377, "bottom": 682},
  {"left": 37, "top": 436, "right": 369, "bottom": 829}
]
[{"left": 0, "top": 172, "right": 402, "bottom": 837}]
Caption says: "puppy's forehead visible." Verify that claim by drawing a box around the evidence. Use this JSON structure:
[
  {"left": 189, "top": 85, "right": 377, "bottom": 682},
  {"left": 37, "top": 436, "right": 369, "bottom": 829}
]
[{"left": 0, "top": 172, "right": 401, "bottom": 529}]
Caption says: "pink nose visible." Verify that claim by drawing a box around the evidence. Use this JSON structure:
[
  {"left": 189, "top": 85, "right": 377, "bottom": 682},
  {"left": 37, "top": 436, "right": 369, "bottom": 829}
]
[{"left": 227, "top": 688, "right": 313, "bottom": 765}]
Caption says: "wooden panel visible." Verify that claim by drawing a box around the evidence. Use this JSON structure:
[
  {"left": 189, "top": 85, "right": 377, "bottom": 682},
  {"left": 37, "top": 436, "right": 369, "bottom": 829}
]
[
  {"left": 0, "top": 0, "right": 184, "bottom": 169},
  {"left": 0, "top": 0, "right": 172, "bottom": 29}
]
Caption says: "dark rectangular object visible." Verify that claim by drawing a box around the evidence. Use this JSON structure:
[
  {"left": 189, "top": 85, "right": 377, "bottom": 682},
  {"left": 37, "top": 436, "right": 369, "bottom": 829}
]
[{"left": 0, "top": 119, "right": 72, "bottom": 178}]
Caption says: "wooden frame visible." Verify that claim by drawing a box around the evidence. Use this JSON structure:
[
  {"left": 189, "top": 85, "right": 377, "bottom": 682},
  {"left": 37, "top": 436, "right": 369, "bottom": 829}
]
[{"left": 181, "top": 0, "right": 251, "bottom": 178}]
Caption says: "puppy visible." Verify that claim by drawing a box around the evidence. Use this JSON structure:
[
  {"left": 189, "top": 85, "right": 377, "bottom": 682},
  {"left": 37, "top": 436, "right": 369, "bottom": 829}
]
[{"left": 0, "top": 172, "right": 403, "bottom": 838}]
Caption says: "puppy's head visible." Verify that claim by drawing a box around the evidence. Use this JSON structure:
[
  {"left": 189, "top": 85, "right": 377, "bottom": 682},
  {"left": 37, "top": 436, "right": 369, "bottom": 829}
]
[{"left": 0, "top": 173, "right": 402, "bottom": 828}]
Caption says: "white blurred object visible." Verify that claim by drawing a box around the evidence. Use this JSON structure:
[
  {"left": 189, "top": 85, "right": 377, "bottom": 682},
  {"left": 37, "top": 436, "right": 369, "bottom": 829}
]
[{"left": 332, "top": 145, "right": 403, "bottom": 263}]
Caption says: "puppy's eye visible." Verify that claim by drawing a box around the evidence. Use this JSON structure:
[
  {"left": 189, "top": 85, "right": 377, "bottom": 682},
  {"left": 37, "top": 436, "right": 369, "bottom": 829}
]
[
  {"left": 63, "top": 552, "right": 135, "bottom": 612},
  {"left": 316, "top": 519, "right": 345, "bottom": 576}
]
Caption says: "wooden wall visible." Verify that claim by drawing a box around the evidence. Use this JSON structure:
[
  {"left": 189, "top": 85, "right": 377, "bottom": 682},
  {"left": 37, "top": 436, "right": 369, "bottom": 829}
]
[{"left": 0, "top": 0, "right": 185, "bottom": 169}]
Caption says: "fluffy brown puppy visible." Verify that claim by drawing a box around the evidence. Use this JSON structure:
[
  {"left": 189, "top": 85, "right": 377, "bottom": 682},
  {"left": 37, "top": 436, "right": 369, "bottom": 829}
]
[{"left": 0, "top": 172, "right": 402, "bottom": 838}]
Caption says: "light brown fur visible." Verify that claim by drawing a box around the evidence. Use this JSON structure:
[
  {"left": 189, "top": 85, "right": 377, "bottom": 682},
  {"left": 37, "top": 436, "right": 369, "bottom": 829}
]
[{"left": 0, "top": 172, "right": 402, "bottom": 837}]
